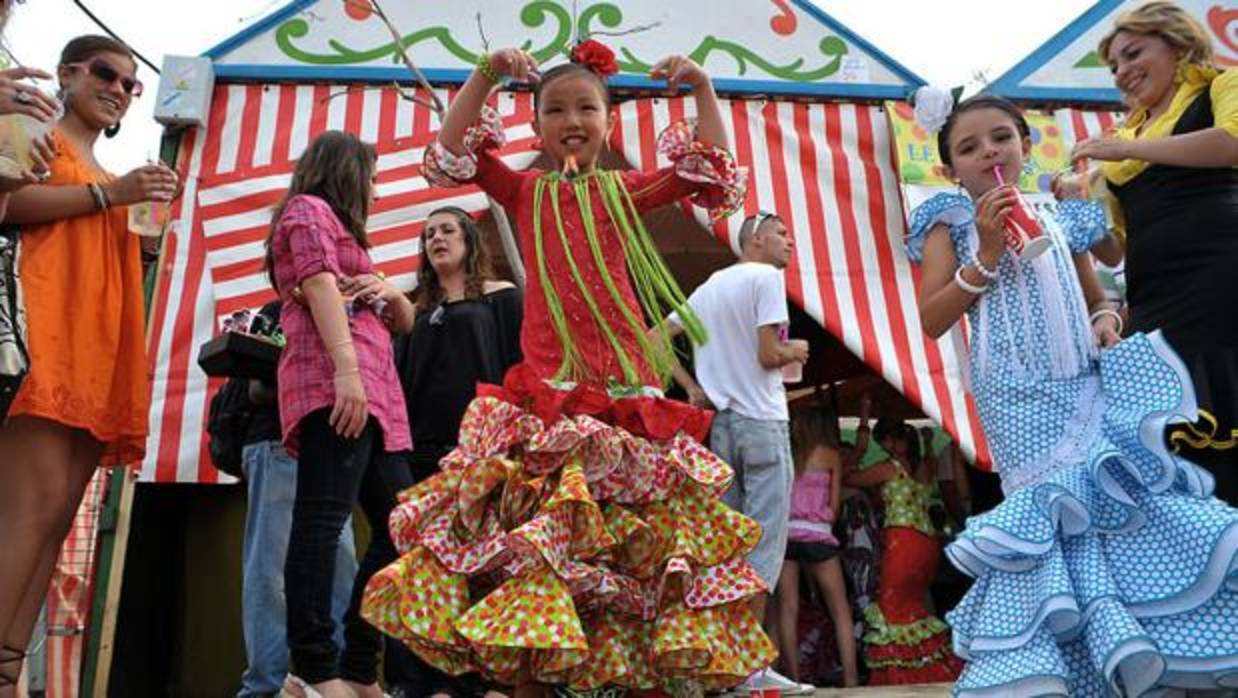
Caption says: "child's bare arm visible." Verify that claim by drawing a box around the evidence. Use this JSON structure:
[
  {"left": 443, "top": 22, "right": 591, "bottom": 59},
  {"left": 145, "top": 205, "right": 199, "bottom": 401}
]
[{"left": 649, "top": 55, "right": 727, "bottom": 149}]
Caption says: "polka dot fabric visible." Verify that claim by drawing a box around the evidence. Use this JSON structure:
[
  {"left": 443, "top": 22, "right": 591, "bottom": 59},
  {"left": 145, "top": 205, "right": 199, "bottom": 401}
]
[
  {"left": 905, "top": 194, "right": 1238, "bottom": 696},
  {"left": 362, "top": 390, "right": 776, "bottom": 691}
]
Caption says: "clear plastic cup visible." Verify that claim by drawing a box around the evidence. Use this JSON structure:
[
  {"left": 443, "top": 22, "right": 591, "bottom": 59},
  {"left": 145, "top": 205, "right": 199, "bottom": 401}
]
[
  {"left": 128, "top": 199, "right": 171, "bottom": 237},
  {"left": 0, "top": 90, "right": 60, "bottom": 179},
  {"left": 781, "top": 339, "right": 808, "bottom": 384}
]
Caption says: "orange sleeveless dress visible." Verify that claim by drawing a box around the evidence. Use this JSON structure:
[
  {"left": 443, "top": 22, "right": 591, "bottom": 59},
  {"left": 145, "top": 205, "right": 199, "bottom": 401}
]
[{"left": 10, "top": 129, "right": 149, "bottom": 466}]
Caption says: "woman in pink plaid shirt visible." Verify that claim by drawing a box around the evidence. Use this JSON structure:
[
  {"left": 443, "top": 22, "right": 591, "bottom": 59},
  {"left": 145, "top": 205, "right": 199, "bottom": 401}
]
[{"left": 263, "top": 130, "right": 415, "bottom": 698}]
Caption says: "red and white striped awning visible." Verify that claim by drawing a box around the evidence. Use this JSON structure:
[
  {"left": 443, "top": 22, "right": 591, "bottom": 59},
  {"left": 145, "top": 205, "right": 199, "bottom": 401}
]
[{"left": 140, "top": 77, "right": 1122, "bottom": 484}]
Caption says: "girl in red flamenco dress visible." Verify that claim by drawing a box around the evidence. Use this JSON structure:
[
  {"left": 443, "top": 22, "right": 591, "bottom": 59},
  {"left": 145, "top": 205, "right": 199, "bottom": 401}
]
[{"left": 361, "top": 40, "right": 776, "bottom": 696}]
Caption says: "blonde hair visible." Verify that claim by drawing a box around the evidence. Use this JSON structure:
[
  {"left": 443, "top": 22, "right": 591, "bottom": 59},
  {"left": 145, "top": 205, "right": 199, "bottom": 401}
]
[{"left": 1098, "top": 1, "right": 1216, "bottom": 69}]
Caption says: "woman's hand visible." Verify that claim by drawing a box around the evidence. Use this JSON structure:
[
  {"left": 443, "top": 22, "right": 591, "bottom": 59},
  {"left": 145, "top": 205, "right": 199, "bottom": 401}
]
[
  {"left": 104, "top": 163, "right": 179, "bottom": 206},
  {"left": 0, "top": 68, "right": 60, "bottom": 122},
  {"left": 649, "top": 55, "right": 708, "bottom": 93},
  {"left": 486, "top": 48, "right": 539, "bottom": 83},
  {"left": 1050, "top": 170, "right": 1093, "bottom": 201},
  {"left": 974, "top": 184, "right": 1015, "bottom": 264},
  {"left": 330, "top": 370, "right": 369, "bottom": 439},
  {"left": 338, "top": 273, "right": 400, "bottom": 305},
  {"left": 1071, "top": 136, "right": 1133, "bottom": 164},
  {"left": 686, "top": 384, "right": 714, "bottom": 411}
]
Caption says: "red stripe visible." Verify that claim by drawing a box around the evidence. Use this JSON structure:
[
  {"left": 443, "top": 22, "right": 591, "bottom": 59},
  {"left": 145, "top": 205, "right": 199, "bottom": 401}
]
[
  {"left": 200, "top": 86, "right": 230, "bottom": 177},
  {"left": 1096, "top": 111, "right": 1116, "bottom": 134},
  {"left": 759, "top": 102, "right": 804, "bottom": 307},
  {"left": 636, "top": 99, "right": 657, "bottom": 172},
  {"left": 145, "top": 130, "right": 194, "bottom": 362},
  {"left": 345, "top": 86, "right": 364, "bottom": 135},
  {"left": 823, "top": 103, "right": 881, "bottom": 371},
  {"left": 235, "top": 84, "right": 263, "bottom": 172},
  {"left": 272, "top": 84, "right": 297, "bottom": 164},
  {"left": 412, "top": 88, "right": 431, "bottom": 139},
  {"left": 790, "top": 104, "right": 844, "bottom": 336},
  {"left": 378, "top": 85, "right": 397, "bottom": 145},
  {"left": 309, "top": 84, "right": 330, "bottom": 143},
  {"left": 1069, "top": 109, "right": 1089, "bottom": 143},
  {"left": 196, "top": 376, "right": 225, "bottom": 483},
  {"left": 725, "top": 100, "right": 758, "bottom": 247}
]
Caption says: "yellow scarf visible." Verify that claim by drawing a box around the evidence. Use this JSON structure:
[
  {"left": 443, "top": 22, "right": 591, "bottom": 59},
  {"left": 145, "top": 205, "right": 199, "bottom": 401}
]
[{"left": 1102, "top": 63, "right": 1220, "bottom": 186}]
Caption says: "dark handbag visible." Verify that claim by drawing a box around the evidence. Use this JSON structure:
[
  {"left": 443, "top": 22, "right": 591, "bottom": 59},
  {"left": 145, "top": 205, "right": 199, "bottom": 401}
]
[{"left": 0, "top": 223, "right": 28, "bottom": 423}]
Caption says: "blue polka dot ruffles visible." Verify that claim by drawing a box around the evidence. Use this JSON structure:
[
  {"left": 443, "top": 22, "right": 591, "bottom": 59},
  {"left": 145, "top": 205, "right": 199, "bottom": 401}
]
[{"left": 944, "top": 329, "right": 1238, "bottom": 698}]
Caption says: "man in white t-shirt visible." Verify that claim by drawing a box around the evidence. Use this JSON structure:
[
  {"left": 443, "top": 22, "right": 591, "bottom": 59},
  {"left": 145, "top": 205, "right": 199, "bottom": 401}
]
[{"left": 653, "top": 211, "right": 811, "bottom": 694}]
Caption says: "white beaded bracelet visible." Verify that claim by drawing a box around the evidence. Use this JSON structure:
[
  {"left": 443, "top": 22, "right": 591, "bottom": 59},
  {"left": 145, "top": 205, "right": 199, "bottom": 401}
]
[
  {"left": 954, "top": 266, "right": 988, "bottom": 295},
  {"left": 1089, "top": 308, "right": 1124, "bottom": 336},
  {"left": 970, "top": 256, "right": 999, "bottom": 283}
]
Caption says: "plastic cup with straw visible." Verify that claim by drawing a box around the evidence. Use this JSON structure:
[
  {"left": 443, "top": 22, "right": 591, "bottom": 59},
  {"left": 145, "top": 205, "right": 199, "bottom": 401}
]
[{"left": 993, "top": 164, "right": 1052, "bottom": 260}]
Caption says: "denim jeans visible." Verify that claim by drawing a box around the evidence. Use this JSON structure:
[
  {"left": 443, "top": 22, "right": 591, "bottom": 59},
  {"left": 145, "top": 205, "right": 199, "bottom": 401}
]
[
  {"left": 238, "top": 440, "right": 358, "bottom": 698},
  {"left": 710, "top": 409, "right": 793, "bottom": 592},
  {"left": 285, "top": 410, "right": 413, "bottom": 684}
]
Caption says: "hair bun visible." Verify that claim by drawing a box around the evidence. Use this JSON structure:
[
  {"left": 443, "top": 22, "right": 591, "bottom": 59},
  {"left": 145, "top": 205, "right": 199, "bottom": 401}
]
[{"left": 570, "top": 39, "right": 619, "bottom": 78}]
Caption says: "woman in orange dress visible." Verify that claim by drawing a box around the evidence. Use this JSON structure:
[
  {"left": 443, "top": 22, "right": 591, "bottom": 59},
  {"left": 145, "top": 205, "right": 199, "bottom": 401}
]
[{"left": 0, "top": 35, "right": 177, "bottom": 692}]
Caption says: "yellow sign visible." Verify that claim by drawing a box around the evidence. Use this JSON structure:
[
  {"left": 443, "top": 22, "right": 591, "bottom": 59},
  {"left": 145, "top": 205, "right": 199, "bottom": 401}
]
[{"left": 884, "top": 101, "right": 1069, "bottom": 194}]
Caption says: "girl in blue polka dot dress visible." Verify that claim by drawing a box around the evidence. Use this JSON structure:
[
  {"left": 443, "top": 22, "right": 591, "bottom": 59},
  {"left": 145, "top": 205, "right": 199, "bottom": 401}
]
[{"left": 906, "top": 94, "right": 1238, "bottom": 697}]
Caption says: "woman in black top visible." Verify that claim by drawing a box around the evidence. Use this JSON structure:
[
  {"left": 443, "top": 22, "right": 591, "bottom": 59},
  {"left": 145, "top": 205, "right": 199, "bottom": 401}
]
[
  {"left": 1072, "top": 1, "right": 1238, "bottom": 502},
  {"left": 387, "top": 205, "right": 521, "bottom": 698}
]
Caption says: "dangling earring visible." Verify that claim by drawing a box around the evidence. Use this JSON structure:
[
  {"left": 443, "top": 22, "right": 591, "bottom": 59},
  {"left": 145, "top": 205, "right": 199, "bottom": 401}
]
[
  {"left": 105, "top": 122, "right": 120, "bottom": 139},
  {"left": 532, "top": 136, "right": 544, "bottom": 150}
]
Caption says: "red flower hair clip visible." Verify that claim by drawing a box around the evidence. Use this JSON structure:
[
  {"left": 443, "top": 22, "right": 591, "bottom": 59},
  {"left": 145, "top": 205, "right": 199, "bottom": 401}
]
[{"left": 570, "top": 39, "right": 619, "bottom": 78}]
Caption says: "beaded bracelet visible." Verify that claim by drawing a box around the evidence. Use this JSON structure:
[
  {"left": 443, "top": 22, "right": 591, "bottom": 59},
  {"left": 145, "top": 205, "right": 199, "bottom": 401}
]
[
  {"left": 970, "top": 256, "right": 999, "bottom": 283},
  {"left": 476, "top": 52, "right": 501, "bottom": 83},
  {"left": 954, "top": 266, "right": 988, "bottom": 295},
  {"left": 1089, "top": 308, "right": 1124, "bottom": 336}
]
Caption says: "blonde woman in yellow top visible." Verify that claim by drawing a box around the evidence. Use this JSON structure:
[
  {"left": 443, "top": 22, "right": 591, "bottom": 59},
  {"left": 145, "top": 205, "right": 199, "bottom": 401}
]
[{"left": 1072, "top": 1, "right": 1238, "bottom": 503}]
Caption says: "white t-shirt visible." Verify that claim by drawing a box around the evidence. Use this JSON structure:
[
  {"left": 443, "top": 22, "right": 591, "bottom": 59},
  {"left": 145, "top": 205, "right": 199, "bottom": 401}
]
[{"left": 670, "top": 262, "right": 789, "bottom": 421}]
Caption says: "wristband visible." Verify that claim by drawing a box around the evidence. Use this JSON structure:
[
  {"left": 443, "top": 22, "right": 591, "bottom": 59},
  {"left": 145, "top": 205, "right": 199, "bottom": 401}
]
[
  {"left": 476, "top": 52, "right": 502, "bottom": 83},
  {"left": 953, "top": 266, "right": 988, "bottom": 295},
  {"left": 86, "top": 183, "right": 107, "bottom": 211},
  {"left": 1089, "top": 308, "right": 1124, "bottom": 336}
]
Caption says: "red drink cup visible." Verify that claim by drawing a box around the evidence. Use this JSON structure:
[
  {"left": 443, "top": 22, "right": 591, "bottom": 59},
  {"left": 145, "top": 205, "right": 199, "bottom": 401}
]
[
  {"left": 993, "top": 166, "right": 1051, "bottom": 260},
  {"left": 750, "top": 688, "right": 781, "bottom": 698}
]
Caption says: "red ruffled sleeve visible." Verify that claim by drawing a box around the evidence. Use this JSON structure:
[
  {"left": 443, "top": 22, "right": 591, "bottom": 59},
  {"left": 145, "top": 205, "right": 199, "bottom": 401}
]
[
  {"left": 422, "top": 106, "right": 523, "bottom": 209},
  {"left": 624, "top": 119, "right": 747, "bottom": 222}
]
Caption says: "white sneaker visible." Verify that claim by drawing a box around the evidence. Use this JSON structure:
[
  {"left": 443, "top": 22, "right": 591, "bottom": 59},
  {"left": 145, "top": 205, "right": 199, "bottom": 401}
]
[{"left": 733, "top": 668, "right": 815, "bottom": 696}]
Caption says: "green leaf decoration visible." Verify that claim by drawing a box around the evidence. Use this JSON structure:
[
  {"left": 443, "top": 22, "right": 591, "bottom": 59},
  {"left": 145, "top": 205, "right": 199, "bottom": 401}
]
[{"left": 1074, "top": 51, "right": 1105, "bottom": 68}]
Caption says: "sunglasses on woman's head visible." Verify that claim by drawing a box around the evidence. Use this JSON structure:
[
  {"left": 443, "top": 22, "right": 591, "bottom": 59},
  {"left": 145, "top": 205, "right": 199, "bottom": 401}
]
[{"left": 70, "top": 58, "right": 142, "bottom": 97}]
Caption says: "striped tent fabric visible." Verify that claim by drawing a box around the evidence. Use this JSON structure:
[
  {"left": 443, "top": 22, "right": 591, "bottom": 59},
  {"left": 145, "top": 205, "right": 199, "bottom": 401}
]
[{"left": 1055, "top": 107, "right": 1123, "bottom": 146}]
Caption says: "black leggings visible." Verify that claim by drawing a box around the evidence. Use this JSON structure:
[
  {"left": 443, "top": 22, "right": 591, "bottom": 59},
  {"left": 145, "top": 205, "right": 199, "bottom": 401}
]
[{"left": 284, "top": 409, "right": 413, "bottom": 684}]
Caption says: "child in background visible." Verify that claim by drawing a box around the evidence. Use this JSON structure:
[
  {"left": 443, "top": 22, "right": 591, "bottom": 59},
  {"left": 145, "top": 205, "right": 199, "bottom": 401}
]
[
  {"left": 908, "top": 93, "right": 1238, "bottom": 696},
  {"left": 778, "top": 408, "right": 859, "bottom": 688}
]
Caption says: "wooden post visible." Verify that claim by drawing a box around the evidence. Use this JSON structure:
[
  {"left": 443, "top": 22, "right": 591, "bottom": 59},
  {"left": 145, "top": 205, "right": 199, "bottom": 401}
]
[{"left": 81, "top": 467, "right": 137, "bottom": 698}]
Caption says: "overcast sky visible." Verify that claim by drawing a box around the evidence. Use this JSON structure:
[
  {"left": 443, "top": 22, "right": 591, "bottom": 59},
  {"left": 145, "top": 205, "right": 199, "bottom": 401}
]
[{"left": 5, "top": 0, "right": 1096, "bottom": 172}]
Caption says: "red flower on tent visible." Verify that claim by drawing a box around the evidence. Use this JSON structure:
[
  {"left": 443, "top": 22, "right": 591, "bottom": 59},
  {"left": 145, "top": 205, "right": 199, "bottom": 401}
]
[
  {"left": 344, "top": 0, "right": 373, "bottom": 21},
  {"left": 1207, "top": 6, "right": 1237, "bottom": 66},
  {"left": 571, "top": 40, "right": 619, "bottom": 78}
]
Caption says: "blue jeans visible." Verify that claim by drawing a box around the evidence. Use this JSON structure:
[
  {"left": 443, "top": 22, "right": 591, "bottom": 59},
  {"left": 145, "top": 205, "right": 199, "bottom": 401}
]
[
  {"left": 238, "top": 440, "right": 358, "bottom": 698},
  {"left": 710, "top": 410, "right": 793, "bottom": 592}
]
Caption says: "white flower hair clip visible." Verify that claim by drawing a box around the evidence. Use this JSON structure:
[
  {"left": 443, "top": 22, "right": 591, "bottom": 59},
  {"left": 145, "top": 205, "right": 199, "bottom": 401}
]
[{"left": 910, "top": 85, "right": 963, "bottom": 135}]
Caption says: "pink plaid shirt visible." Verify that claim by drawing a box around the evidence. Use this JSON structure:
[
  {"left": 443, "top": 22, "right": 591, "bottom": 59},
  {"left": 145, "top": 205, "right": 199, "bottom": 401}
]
[{"left": 270, "top": 194, "right": 411, "bottom": 456}]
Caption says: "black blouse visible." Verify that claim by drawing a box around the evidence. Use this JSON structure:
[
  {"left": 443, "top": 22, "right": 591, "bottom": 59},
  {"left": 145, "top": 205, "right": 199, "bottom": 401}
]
[
  {"left": 1110, "top": 87, "right": 1238, "bottom": 348},
  {"left": 393, "top": 286, "right": 523, "bottom": 452}
]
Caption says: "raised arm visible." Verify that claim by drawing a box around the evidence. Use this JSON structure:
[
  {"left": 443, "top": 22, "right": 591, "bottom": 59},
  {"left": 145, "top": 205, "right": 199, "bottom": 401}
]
[
  {"left": 6, "top": 162, "right": 178, "bottom": 226},
  {"left": 649, "top": 55, "right": 727, "bottom": 149},
  {"left": 1073, "top": 128, "right": 1238, "bottom": 170},
  {"left": 437, "top": 49, "right": 538, "bottom": 156}
]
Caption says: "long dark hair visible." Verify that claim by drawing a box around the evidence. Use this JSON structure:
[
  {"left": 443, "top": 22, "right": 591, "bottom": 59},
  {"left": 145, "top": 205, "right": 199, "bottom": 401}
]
[
  {"left": 416, "top": 206, "right": 492, "bottom": 311},
  {"left": 935, "top": 94, "right": 1030, "bottom": 169},
  {"left": 265, "top": 131, "right": 377, "bottom": 290},
  {"left": 790, "top": 406, "right": 840, "bottom": 476}
]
